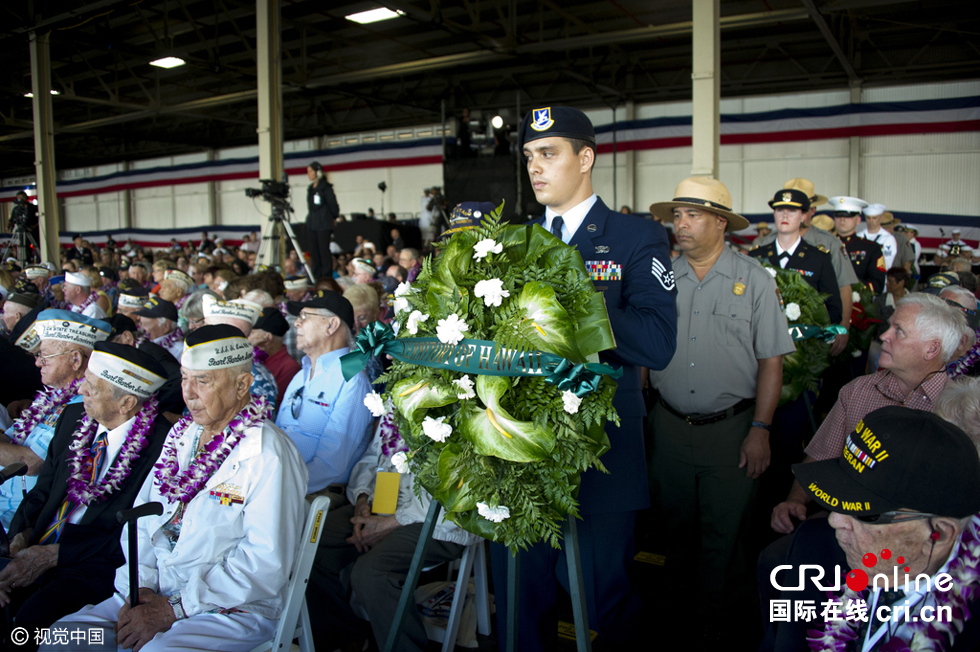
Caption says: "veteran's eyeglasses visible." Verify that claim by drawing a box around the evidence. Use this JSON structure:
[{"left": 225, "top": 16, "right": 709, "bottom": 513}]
[
  {"left": 33, "top": 349, "right": 78, "bottom": 366},
  {"left": 290, "top": 386, "right": 305, "bottom": 419},
  {"left": 854, "top": 511, "right": 939, "bottom": 525}
]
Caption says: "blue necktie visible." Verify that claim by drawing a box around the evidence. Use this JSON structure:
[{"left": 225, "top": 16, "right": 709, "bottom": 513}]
[{"left": 551, "top": 216, "right": 564, "bottom": 242}]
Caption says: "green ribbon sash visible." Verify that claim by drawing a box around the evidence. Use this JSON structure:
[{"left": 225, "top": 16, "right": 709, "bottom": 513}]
[
  {"left": 788, "top": 324, "right": 848, "bottom": 343},
  {"left": 341, "top": 321, "right": 621, "bottom": 397}
]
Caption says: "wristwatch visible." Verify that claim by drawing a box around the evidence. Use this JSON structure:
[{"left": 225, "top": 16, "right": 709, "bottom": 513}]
[
  {"left": 168, "top": 593, "right": 186, "bottom": 621},
  {"left": 750, "top": 421, "right": 771, "bottom": 431}
]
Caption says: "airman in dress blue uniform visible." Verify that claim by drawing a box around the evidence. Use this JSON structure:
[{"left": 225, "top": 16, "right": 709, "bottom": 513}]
[{"left": 489, "top": 106, "right": 677, "bottom": 652}]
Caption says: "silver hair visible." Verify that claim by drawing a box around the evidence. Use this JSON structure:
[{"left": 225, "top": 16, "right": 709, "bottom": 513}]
[
  {"left": 242, "top": 289, "right": 274, "bottom": 308},
  {"left": 109, "top": 382, "right": 147, "bottom": 406},
  {"left": 896, "top": 294, "right": 969, "bottom": 363},
  {"left": 948, "top": 258, "right": 972, "bottom": 272},
  {"left": 935, "top": 376, "right": 980, "bottom": 449},
  {"left": 307, "top": 308, "right": 356, "bottom": 349},
  {"left": 940, "top": 286, "right": 978, "bottom": 313},
  {"left": 180, "top": 288, "right": 221, "bottom": 321}
]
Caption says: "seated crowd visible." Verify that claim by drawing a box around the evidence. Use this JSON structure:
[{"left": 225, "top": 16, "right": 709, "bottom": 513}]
[{"left": 0, "top": 202, "right": 977, "bottom": 652}]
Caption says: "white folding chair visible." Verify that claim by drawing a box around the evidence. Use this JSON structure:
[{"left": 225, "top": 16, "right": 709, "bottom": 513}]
[
  {"left": 428, "top": 539, "right": 492, "bottom": 652},
  {"left": 250, "top": 495, "right": 331, "bottom": 652}
]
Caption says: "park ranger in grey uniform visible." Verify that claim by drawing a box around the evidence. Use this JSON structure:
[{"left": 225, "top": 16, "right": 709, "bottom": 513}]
[
  {"left": 648, "top": 177, "right": 796, "bottom": 641},
  {"left": 752, "top": 178, "right": 858, "bottom": 357}
]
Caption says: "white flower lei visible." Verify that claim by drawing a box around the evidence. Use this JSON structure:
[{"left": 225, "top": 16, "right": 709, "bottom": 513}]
[
  {"left": 8, "top": 378, "right": 83, "bottom": 445},
  {"left": 66, "top": 396, "right": 160, "bottom": 505},
  {"left": 152, "top": 395, "right": 272, "bottom": 504},
  {"left": 72, "top": 291, "right": 99, "bottom": 315}
]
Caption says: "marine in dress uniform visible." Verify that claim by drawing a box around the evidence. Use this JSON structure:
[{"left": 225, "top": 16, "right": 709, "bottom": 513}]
[
  {"left": 490, "top": 106, "right": 677, "bottom": 652},
  {"left": 832, "top": 196, "right": 887, "bottom": 293},
  {"left": 649, "top": 178, "right": 796, "bottom": 640},
  {"left": 749, "top": 190, "right": 843, "bottom": 325}
]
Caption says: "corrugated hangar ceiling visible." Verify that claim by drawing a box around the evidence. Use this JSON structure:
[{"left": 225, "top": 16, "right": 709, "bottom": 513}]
[{"left": 1, "top": 0, "right": 978, "bottom": 176}]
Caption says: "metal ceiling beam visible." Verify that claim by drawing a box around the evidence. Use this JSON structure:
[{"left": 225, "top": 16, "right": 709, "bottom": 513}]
[
  {"left": 799, "top": 0, "right": 860, "bottom": 82},
  {"left": 0, "top": 0, "right": 134, "bottom": 40},
  {"left": 515, "top": 8, "right": 811, "bottom": 53}
]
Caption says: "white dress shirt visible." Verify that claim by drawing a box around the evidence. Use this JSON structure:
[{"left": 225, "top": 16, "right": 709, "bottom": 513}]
[{"left": 544, "top": 193, "right": 598, "bottom": 243}]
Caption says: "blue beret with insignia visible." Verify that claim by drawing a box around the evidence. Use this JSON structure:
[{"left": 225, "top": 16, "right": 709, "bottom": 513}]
[{"left": 519, "top": 106, "right": 596, "bottom": 151}]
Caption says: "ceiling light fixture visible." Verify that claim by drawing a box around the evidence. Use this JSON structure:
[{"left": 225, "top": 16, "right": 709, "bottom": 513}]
[
  {"left": 150, "top": 56, "right": 186, "bottom": 69},
  {"left": 24, "top": 90, "right": 60, "bottom": 97},
  {"left": 345, "top": 8, "right": 404, "bottom": 24},
  {"left": 491, "top": 115, "right": 504, "bottom": 129}
]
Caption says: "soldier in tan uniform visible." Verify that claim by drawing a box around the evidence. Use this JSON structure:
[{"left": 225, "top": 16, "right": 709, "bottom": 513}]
[
  {"left": 752, "top": 178, "right": 856, "bottom": 356},
  {"left": 649, "top": 177, "right": 796, "bottom": 642}
]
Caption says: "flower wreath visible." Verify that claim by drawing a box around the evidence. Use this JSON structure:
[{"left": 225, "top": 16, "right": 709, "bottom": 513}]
[
  {"left": 761, "top": 264, "right": 840, "bottom": 405},
  {"left": 344, "top": 205, "right": 621, "bottom": 551}
]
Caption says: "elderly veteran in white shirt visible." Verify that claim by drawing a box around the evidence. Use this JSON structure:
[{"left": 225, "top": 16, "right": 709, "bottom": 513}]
[
  {"left": 42, "top": 325, "right": 307, "bottom": 652},
  {"left": 63, "top": 271, "right": 108, "bottom": 320},
  {"left": 202, "top": 295, "right": 278, "bottom": 409}
]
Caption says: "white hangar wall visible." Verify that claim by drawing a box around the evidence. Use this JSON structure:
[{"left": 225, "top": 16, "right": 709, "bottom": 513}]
[{"left": 54, "top": 79, "right": 980, "bottom": 234}]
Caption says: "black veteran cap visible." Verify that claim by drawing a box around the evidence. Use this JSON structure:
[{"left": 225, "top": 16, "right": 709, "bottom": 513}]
[
  {"left": 133, "top": 297, "right": 178, "bottom": 322},
  {"left": 287, "top": 289, "right": 355, "bottom": 331},
  {"left": 793, "top": 406, "right": 980, "bottom": 518},
  {"left": 6, "top": 292, "right": 42, "bottom": 310},
  {"left": 923, "top": 271, "right": 961, "bottom": 296},
  {"left": 108, "top": 313, "right": 139, "bottom": 337},
  {"left": 441, "top": 201, "right": 498, "bottom": 239},
  {"left": 768, "top": 189, "right": 811, "bottom": 212},
  {"left": 254, "top": 307, "right": 290, "bottom": 337},
  {"left": 519, "top": 106, "right": 596, "bottom": 152}
]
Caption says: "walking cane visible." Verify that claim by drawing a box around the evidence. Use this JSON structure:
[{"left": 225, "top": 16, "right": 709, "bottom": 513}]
[
  {"left": 116, "top": 502, "right": 163, "bottom": 608},
  {"left": 0, "top": 463, "right": 28, "bottom": 558}
]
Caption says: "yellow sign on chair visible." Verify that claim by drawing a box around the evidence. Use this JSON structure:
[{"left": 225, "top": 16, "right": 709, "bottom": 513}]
[{"left": 373, "top": 471, "right": 400, "bottom": 515}]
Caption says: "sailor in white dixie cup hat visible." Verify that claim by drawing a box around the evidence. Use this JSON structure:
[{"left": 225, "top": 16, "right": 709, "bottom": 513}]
[
  {"left": 64, "top": 271, "right": 108, "bottom": 320},
  {"left": 857, "top": 203, "right": 898, "bottom": 271}
]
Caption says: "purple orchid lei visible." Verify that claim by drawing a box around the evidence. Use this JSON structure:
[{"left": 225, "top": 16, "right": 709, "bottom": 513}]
[
  {"left": 157, "top": 326, "right": 184, "bottom": 351},
  {"left": 8, "top": 378, "right": 84, "bottom": 445},
  {"left": 66, "top": 395, "right": 159, "bottom": 505},
  {"left": 947, "top": 326, "right": 980, "bottom": 379},
  {"left": 71, "top": 291, "right": 99, "bottom": 315},
  {"left": 807, "top": 514, "right": 980, "bottom": 651},
  {"left": 153, "top": 395, "right": 272, "bottom": 504},
  {"left": 379, "top": 408, "right": 407, "bottom": 458}
]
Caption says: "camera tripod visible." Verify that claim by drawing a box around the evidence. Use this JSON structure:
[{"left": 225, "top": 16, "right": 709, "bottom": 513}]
[
  {"left": 255, "top": 197, "right": 314, "bottom": 284},
  {"left": 1, "top": 222, "right": 40, "bottom": 268}
]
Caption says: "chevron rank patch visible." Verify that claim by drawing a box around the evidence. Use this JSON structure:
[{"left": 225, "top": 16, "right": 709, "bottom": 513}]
[
  {"left": 210, "top": 482, "right": 244, "bottom": 506},
  {"left": 586, "top": 261, "right": 622, "bottom": 281},
  {"left": 651, "top": 257, "right": 676, "bottom": 290}
]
